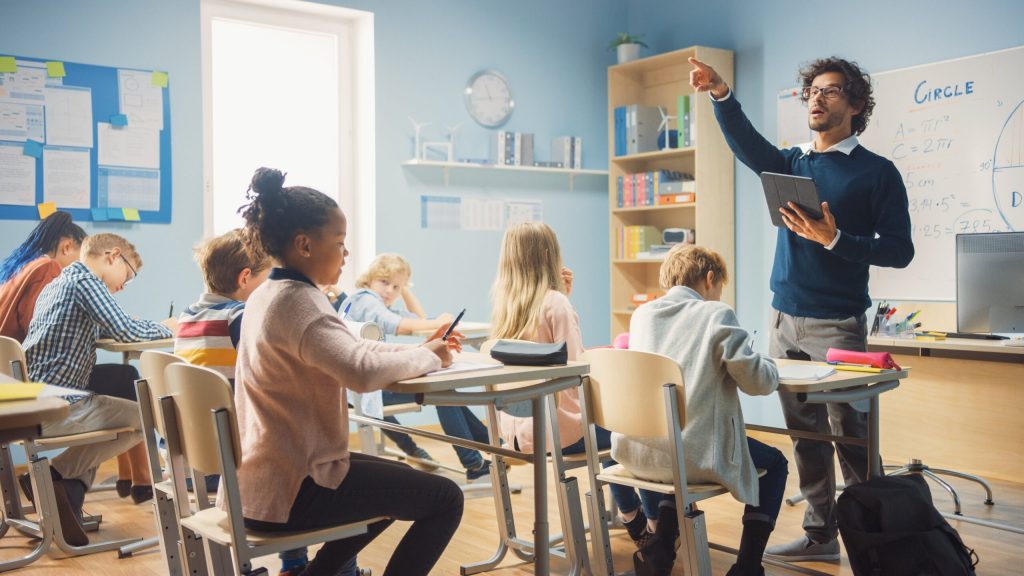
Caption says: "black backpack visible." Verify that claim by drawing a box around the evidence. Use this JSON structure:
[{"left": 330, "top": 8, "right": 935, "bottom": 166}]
[{"left": 837, "top": 475, "right": 979, "bottom": 576}]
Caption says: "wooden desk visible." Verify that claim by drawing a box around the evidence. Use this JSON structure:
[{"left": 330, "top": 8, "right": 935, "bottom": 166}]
[
  {"left": 96, "top": 337, "right": 174, "bottom": 364},
  {"left": 0, "top": 375, "right": 69, "bottom": 444},
  {"left": 867, "top": 336, "right": 1024, "bottom": 482},
  {"left": 411, "top": 321, "right": 490, "bottom": 349},
  {"left": 351, "top": 352, "right": 587, "bottom": 576}
]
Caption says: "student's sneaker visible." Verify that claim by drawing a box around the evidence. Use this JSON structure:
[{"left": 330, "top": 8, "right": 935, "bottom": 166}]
[
  {"left": 763, "top": 535, "right": 840, "bottom": 561},
  {"left": 632, "top": 506, "right": 679, "bottom": 576},
  {"left": 621, "top": 508, "right": 649, "bottom": 545},
  {"left": 407, "top": 447, "right": 439, "bottom": 471},
  {"left": 466, "top": 460, "right": 491, "bottom": 481}
]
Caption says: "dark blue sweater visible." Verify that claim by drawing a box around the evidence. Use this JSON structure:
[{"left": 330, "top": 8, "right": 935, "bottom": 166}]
[{"left": 713, "top": 94, "right": 914, "bottom": 319}]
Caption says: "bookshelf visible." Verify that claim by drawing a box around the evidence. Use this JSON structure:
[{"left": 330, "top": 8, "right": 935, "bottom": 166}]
[{"left": 608, "top": 46, "right": 735, "bottom": 339}]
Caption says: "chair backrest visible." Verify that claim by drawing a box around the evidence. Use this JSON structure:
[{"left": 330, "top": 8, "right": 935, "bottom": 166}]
[
  {"left": 578, "top": 348, "right": 686, "bottom": 437},
  {"left": 0, "top": 336, "right": 28, "bottom": 381},
  {"left": 163, "top": 363, "right": 241, "bottom": 475},
  {"left": 139, "top": 350, "right": 185, "bottom": 435}
]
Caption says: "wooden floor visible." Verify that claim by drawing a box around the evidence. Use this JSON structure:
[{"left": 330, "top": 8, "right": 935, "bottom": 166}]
[{"left": 1, "top": 429, "right": 1021, "bottom": 575}]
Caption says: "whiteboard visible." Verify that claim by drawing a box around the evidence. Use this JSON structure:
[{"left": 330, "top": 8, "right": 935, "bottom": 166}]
[{"left": 858, "top": 46, "right": 1023, "bottom": 300}]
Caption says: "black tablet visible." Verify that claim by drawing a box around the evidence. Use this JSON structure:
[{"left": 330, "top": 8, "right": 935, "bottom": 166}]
[{"left": 760, "top": 172, "right": 824, "bottom": 227}]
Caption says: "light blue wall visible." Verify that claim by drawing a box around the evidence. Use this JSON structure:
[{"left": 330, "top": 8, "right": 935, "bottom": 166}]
[{"left": 628, "top": 0, "right": 1024, "bottom": 425}]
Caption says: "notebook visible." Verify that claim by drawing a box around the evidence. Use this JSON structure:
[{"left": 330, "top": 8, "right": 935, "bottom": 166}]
[
  {"left": 426, "top": 362, "right": 502, "bottom": 377},
  {"left": 0, "top": 382, "right": 46, "bottom": 401},
  {"left": 778, "top": 364, "right": 836, "bottom": 381}
]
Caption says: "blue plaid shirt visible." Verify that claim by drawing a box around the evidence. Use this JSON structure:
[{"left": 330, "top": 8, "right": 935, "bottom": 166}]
[{"left": 24, "top": 261, "right": 172, "bottom": 392}]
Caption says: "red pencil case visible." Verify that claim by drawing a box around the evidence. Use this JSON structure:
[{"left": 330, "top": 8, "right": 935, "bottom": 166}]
[{"left": 825, "top": 348, "right": 901, "bottom": 370}]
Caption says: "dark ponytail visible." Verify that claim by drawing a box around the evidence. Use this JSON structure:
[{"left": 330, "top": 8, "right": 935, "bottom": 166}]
[
  {"left": 0, "top": 211, "right": 87, "bottom": 284},
  {"left": 238, "top": 167, "right": 339, "bottom": 261}
]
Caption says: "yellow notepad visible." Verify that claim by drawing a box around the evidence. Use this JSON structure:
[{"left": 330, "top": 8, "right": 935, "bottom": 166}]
[{"left": 0, "top": 383, "right": 45, "bottom": 401}]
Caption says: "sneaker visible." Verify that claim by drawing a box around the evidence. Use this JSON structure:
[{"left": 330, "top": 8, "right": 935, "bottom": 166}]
[
  {"left": 632, "top": 506, "right": 678, "bottom": 576},
  {"left": 621, "top": 508, "right": 649, "bottom": 544},
  {"left": 466, "top": 460, "right": 491, "bottom": 481},
  {"left": 407, "top": 447, "right": 439, "bottom": 471},
  {"left": 763, "top": 535, "right": 840, "bottom": 562}
]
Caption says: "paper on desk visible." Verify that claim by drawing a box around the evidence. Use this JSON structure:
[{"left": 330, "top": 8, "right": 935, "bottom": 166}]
[
  {"left": 426, "top": 362, "right": 502, "bottom": 377},
  {"left": 456, "top": 321, "right": 489, "bottom": 332},
  {"left": 0, "top": 382, "right": 44, "bottom": 401},
  {"left": 778, "top": 364, "right": 835, "bottom": 381}
]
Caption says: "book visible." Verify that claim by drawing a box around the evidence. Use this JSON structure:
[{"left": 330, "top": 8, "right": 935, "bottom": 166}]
[
  {"left": 658, "top": 193, "right": 695, "bottom": 205},
  {"left": 520, "top": 133, "right": 535, "bottom": 166},
  {"left": 0, "top": 382, "right": 45, "bottom": 401},
  {"left": 778, "top": 364, "right": 836, "bottom": 381},
  {"left": 631, "top": 105, "right": 663, "bottom": 154}
]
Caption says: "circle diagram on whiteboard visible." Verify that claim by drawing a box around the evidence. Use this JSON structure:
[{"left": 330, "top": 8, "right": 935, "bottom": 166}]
[{"left": 993, "top": 98, "right": 1024, "bottom": 231}]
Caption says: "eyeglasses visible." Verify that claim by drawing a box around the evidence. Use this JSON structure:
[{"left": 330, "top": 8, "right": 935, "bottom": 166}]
[
  {"left": 106, "top": 251, "right": 137, "bottom": 285},
  {"left": 801, "top": 85, "right": 844, "bottom": 101}
]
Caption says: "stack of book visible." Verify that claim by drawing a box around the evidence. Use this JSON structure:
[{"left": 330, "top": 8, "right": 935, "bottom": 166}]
[
  {"left": 616, "top": 225, "right": 660, "bottom": 260},
  {"left": 491, "top": 132, "right": 536, "bottom": 166},
  {"left": 616, "top": 170, "right": 695, "bottom": 207},
  {"left": 613, "top": 104, "right": 663, "bottom": 156},
  {"left": 551, "top": 136, "right": 582, "bottom": 169}
]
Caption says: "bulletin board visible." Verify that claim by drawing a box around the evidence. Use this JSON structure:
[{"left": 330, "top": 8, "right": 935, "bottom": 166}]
[{"left": 0, "top": 54, "right": 171, "bottom": 223}]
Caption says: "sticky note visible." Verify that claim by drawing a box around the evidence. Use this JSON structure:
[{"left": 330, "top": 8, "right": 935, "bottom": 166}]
[
  {"left": 151, "top": 70, "right": 168, "bottom": 88},
  {"left": 23, "top": 139, "right": 43, "bottom": 158},
  {"left": 107, "top": 207, "right": 126, "bottom": 221},
  {"left": 37, "top": 202, "right": 57, "bottom": 220},
  {"left": 0, "top": 57, "right": 16, "bottom": 73},
  {"left": 122, "top": 208, "right": 141, "bottom": 221},
  {"left": 46, "top": 61, "right": 66, "bottom": 78},
  {"left": 110, "top": 113, "right": 128, "bottom": 127},
  {"left": 91, "top": 208, "right": 109, "bottom": 221}
]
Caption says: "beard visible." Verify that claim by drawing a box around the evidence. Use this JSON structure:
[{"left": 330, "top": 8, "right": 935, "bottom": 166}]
[{"left": 808, "top": 108, "right": 846, "bottom": 133}]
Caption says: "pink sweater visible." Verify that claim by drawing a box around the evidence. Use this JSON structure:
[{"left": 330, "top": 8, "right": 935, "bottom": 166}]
[
  {"left": 229, "top": 274, "right": 441, "bottom": 523},
  {"left": 498, "top": 290, "right": 585, "bottom": 453}
]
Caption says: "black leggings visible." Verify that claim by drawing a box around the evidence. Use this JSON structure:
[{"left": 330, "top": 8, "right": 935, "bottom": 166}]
[{"left": 245, "top": 452, "right": 463, "bottom": 576}]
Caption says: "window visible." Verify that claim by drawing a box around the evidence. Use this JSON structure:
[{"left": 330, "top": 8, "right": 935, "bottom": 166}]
[{"left": 201, "top": 0, "right": 375, "bottom": 290}]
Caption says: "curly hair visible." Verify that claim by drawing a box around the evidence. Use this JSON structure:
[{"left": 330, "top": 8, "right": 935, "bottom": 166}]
[
  {"left": 237, "top": 167, "right": 339, "bottom": 261},
  {"left": 799, "top": 57, "right": 875, "bottom": 136}
]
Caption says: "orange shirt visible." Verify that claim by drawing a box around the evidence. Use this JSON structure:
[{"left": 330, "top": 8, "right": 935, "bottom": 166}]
[{"left": 0, "top": 257, "right": 61, "bottom": 342}]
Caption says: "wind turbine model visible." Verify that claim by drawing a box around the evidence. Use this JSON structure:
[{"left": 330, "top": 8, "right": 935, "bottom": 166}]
[
  {"left": 657, "top": 106, "right": 676, "bottom": 151},
  {"left": 409, "top": 117, "right": 431, "bottom": 160}
]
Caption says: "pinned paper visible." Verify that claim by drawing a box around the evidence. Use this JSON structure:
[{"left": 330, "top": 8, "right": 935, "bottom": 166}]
[
  {"left": 151, "top": 71, "right": 168, "bottom": 88},
  {"left": 23, "top": 139, "right": 43, "bottom": 158},
  {"left": 91, "top": 208, "right": 109, "bottom": 221},
  {"left": 107, "top": 207, "right": 126, "bottom": 221},
  {"left": 0, "top": 57, "right": 16, "bottom": 73},
  {"left": 109, "top": 113, "right": 128, "bottom": 127},
  {"left": 122, "top": 207, "right": 140, "bottom": 221},
  {"left": 37, "top": 202, "right": 57, "bottom": 220},
  {"left": 46, "top": 61, "right": 66, "bottom": 78}
]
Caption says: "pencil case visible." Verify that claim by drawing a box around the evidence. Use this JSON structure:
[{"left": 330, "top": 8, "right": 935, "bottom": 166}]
[
  {"left": 825, "top": 348, "right": 901, "bottom": 370},
  {"left": 490, "top": 340, "right": 568, "bottom": 366}
]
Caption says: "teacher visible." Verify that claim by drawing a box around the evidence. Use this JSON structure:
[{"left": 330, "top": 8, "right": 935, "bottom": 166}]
[{"left": 688, "top": 56, "right": 914, "bottom": 562}]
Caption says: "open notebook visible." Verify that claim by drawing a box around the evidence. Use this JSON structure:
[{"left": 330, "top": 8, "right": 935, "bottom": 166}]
[
  {"left": 426, "top": 362, "right": 502, "bottom": 377},
  {"left": 778, "top": 364, "right": 836, "bottom": 381}
]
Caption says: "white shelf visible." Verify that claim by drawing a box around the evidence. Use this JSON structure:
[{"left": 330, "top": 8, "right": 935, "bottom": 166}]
[{"left": 403, "top": 159, "right": 608, "bottom": 189}]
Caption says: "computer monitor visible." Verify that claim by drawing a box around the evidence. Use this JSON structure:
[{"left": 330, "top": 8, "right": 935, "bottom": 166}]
[{"left": 956, "top": 231, "right": 1024, "bottom": 334}]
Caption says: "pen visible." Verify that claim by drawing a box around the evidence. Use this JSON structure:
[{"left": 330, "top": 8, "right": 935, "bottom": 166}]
[
  {"left": 827, "top": 360, "right": 875, "bottom": 368},
  {"left": 168, "top": 301, "right": 174, "bottom": 318},
  {"left": 748, "top": 330, "right": 758, "bottom": 352},
  {"left": 441, "top": 308, "right": 466, "bottom": 341}
]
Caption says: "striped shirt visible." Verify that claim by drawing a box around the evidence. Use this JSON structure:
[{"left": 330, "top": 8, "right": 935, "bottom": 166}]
[
  {"left": 24, "top": 261, "right": 172, "bottom": 391},
  {"left": 174, "top": 293, "right": 245, "bottom": 380}
]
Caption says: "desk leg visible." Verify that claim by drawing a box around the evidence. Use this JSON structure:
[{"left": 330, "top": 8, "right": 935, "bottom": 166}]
[
  {"left": 532, "top": 396, "right": 549, "bottom": 575},
  {"left": 867, "top": 394, "right": 880, "bottom": 478}
]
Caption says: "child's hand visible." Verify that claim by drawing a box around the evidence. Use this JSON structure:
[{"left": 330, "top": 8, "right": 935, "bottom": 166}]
[
  {"left": 422, "top": 339, "right": 453, "bottom": 367},
  {"left": 161, "top": 317, "right": 179, "bottom": 336},
  {"left": 561, "top": 266, "right": 574, "bottom": 296},
  {"left": 425, "top": 323, "right": 463, "bottom": 353}
]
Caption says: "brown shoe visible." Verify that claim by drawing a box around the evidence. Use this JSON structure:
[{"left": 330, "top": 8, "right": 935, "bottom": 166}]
[{"left": 52, "top": 480, "right": 89, "bottom": 547}]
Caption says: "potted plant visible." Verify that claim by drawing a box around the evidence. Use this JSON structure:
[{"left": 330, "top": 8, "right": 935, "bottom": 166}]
[{"left": 608, "top": 32, "right": 648, "bottom": 64}]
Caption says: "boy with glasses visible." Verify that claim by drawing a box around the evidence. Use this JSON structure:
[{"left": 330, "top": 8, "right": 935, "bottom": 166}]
[
  {"left": 23, "top": 233, "right": 176, "bottom": 545},
  {"left": 687, "top": 56, "right": 914, "bottom": 562}
]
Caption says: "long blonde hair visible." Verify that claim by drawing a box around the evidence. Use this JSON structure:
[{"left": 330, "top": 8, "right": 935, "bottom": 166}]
[{"left": 490, "top": 222, "right": 566, "bottom": 340}]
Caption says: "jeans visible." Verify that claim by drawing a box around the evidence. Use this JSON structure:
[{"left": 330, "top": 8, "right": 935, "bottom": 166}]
[
  {"left": 383, "top": 391, "right": 489, "bottom": 470},
  {"left": 246, "top": 453, "right": 463, "bottom": 576}
]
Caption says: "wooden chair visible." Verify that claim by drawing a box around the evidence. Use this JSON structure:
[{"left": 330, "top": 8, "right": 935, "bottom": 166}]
[
  {"left": 580, "top": 348, "right": 734, "bottom": 576},
  {"left": 160, "top": 362, "right": 383, "bottom": 575},
  {"left": 0, "top": 335, "right": 140, "bottom": 571}
]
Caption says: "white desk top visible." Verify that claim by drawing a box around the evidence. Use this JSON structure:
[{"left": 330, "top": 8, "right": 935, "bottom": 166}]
[
  {"left": 389, "top": 351, "right": 587, "bottom": 394},
  {"left": 775, "top": 358, "right": 909, "bottom": 393},
  {"left": 411, "top": 321, "right": 490, "bottom": 339},
  {"left": 96, "top": 337, "right": 174, "bottom": 352},
  {"left": 868, "top": 335, "right": 1024, "bottom": 356}
]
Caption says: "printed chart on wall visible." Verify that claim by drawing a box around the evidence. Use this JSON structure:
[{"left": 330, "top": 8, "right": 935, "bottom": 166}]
[
  {"left": 420, "top": 195, "right": 542, "bottom": 231},
  {"left": 0, "top": 54, "right": 171, "bottom": 223},
  {"left": 858, "top": 46, "right": 1024, "bottom": 300}
]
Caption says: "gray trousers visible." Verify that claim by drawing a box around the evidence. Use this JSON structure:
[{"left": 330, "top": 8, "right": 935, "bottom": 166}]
[
  {"left": 769, "top": 307, "right": 872, "bottom": 543},
  {"left": 40, "top": 395, "right": 142, "bottom": 491}
]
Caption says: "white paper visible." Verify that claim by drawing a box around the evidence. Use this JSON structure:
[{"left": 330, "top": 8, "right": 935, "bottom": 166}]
[
  {"left": 45, "top": 85, "right": 93, "bottom": 148},
  {"left": 117, "top": 68, "right": 163, "bottom": 130},
  {"left": 98, "top": 122, "right": 159, "bottom": 169},
  {"left": 98, "top": 166, "right": 160, "bottom": 210},
  {"left": 504, "top": 199, "right": 543, "bottom": 226},
  {"left": 42, "top": 146, "right": 91, "bottom": 208},
  {"left": 420, "top": 195, "right": 461, "bottom": 229},
  {"left": 0, "top": 102, "right": 43, "bottom": 142},
  {"left": 0, "top": 141, "right": 36, "bottom": 206},
  {"left": 426, "top": 362, "right": 502, "bottom": 377},
  {"left": 777, "top": 87, "right": 814, "bottom": 149},
  {"left": 0, "top": 60, "right": 46, "bottom": 104},
  {"left": 347, "top": 390, "right": 383, "bottom": 419},
  {"left": 778, "top": 364, "right": 836, "bottom": 381},
  {"left": 461, "top": 197, "right": 504, "bottom": 231}
]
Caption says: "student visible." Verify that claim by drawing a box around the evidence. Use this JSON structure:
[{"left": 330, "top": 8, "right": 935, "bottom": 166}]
[
  {"left": 690, "top": 56, "right": 912, "bottom": 560},
  {"left": 489, "top": 221, "right": 652, "bottom": 545},
  {"left": 0, "top": 211, "right": 86, "bottom": 342},
  {"left": 342, "top": 253, "right": 492, "bottom": 480},
  {"left": 615, "top": 244, "right": 788, "bottom": 576},
  {"left": 23, "top": 233, "right": 175, "bottom": 546},
  {"left": 234, "top": 167, "right": 463, "bottom": 576}
]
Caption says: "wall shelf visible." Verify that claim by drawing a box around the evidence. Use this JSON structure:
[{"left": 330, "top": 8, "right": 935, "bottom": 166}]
[{"left": 403, "top": 159, "right": 608, "bottom": 190}]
